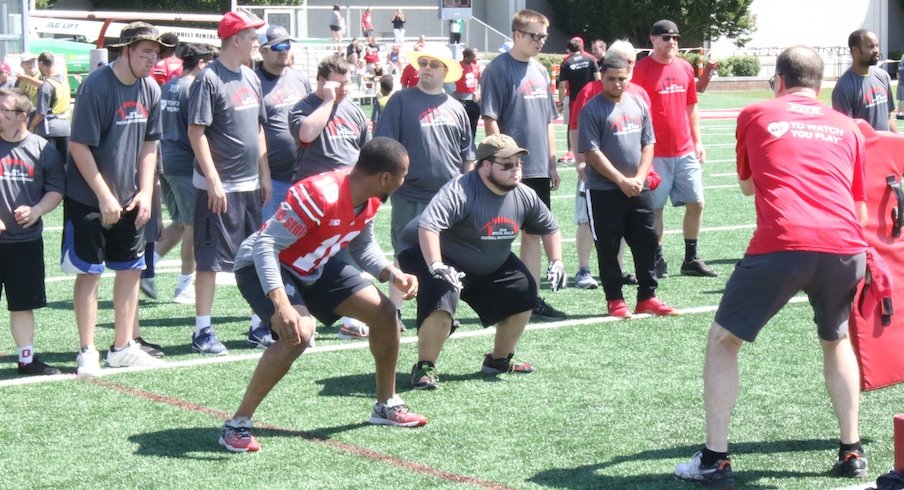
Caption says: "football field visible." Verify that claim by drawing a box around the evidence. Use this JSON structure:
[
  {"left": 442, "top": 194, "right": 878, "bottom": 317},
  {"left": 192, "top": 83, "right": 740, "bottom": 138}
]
[{"left": 0, "top": 89, "right": 901, "bottom": 489}]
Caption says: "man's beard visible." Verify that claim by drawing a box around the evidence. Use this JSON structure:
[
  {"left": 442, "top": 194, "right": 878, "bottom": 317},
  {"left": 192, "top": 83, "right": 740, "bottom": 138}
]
[{"left": 488, "top": 171, "right": 518, "bottom": 192}]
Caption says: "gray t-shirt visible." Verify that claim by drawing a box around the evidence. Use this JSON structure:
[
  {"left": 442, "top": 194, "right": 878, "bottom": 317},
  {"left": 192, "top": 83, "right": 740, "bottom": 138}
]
[
  {"left": 832, "top": 67, "right": 895, "bottom": 131},
  {"left": 256, "top": 66, "right": 311, "bottom": 182},
  {"left": 0, "top": 133, "right": 64, "bottom": 243},
  {"left": 401, "top": 170, "right": 558, "bottom": 275},
  {"left": 374, "top": 87, "right": 475, "bottom": 202},
  {"left": 578, "top": 93, "right": 655, "bottom": 191},
  {"left": 290, "top": 94, "right": 367, "bottom": 179},
  {"left": 66, "top": 65, "right": 162, "bottom": 207},
  {"left": 35, "top": 75, "right": 70, "bottom": 138},
  {"left": 161, "top": 75, "right": 194, "bottom": 177},
  {"left": 188, "top": 59, "right": 266, "bottom": 188},
  {"left": 480, "top": 52, "right": 557, "bottom": 178}
]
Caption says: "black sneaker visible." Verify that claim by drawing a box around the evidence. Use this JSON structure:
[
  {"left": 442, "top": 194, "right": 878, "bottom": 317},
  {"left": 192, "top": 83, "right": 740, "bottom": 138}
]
[
  {"left": 140, "top": 277, "right": 158, "bottom": 299},
  {"left": 533, "top": 297, "right": 566, "bottom": 321},
  {"left": 621, "top": 272, "right": 638, "bottom": 285},
  {"left": 18, "top": 356, "right": 62, "bottom": 376},
  {"left": 681, "top": 258, "right": 718, "bottom": 277},
  {"left": 674, "top": 450, "right": 734, "bottom": 489},
  {"left": 410, "top": 361, "right": 439, "bottom": 390},
  {"left": 481, "top": 353, "right": 535, "bottom": 375},
  {"left": 655, "top": 257, "right": 669, "bottom": 278},
  {"left": 134, "top": 336, "right": 164, "bottom": 358},
  {"left": 831, "top": 449, "right": 868, "bottom": 478}
]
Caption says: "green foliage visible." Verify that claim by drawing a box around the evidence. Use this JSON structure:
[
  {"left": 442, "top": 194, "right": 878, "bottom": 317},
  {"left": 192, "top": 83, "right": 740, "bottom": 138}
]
[
  {"left": 88, "top": 0, "right": 301, "bottom": 13},
  {"left": 536, "top": 53, "right": 565, "bottom": 76},
  {"left": 548, "top": 0, "right": 754, "bottom": 49},
  {"left": 716, "top": 55, "right": 761, "bottom": 77},
  {"left": 679, "top": 51, "right": 702, "bottom": 69}
]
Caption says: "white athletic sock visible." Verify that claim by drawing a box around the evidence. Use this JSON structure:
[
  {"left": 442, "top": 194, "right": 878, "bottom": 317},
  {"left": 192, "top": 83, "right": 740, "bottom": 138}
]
[
  {"left": 195, "top": 315, "right": 211, "bottom": 335},
  {"left": 250, "top": 314, "right": 262, "bottom": 329},
  {"left": 17, "top": 345, "right": 33, "bottom": 364},
  {"left": 153, "top": 252, "right": 162, "bottom": 266}
]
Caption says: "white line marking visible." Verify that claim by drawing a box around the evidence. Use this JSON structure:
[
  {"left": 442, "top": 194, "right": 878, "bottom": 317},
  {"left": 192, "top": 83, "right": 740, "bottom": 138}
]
[{"left": 0, "top": 295, "right": 809, "bottom": 388}]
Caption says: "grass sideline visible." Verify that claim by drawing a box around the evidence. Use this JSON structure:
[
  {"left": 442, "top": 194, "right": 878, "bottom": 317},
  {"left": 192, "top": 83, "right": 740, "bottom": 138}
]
[{"left": 0, "top": 91, "right": 901, "bottom": 489}]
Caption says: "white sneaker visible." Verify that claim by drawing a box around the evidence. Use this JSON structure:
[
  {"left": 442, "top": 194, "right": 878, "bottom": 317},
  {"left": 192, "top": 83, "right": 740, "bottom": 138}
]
[
  {"left": 76, "top": 346, "right": 102, "bottom": 378},
  {"left": 173, "top": 276, "right": 195, "bottom": 304},
  {"left": 106, "top": 341, "right": 166, "bottom": 368},
  {"left": 337, "top": 317, "right": 369, "bottom": 340}
]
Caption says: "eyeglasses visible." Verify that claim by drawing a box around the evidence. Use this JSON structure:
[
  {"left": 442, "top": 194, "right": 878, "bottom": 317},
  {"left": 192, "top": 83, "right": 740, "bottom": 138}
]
[
  {"left": 417, "top": 58, "right": 445, "bottom": 69},
  {"left": 491, "top": 159, "right": 523, "bottom": 171},
  {"left": 661, "top": 35, "right": 680, "bottom": 42},
  {"left": 517, "top": 30, "right": 548, "bottom": 42},
  {"left": 268, "top": 42, "right": 291, "bottom": 52},
  {"left": 769, "top": 73, "right": 780, "bottom": 91}
]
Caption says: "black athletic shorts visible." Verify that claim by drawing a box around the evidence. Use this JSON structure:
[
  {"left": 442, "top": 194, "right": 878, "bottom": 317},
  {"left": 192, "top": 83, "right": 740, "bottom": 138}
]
[
  {"left": 0, "top": 239, "right": 46, "bottom": 311},
  {"left": 60, "top": 197, "right": 146, "bottom": 274}
]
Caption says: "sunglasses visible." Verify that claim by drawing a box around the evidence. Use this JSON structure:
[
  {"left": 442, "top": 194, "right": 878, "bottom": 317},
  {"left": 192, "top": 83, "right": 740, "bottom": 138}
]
[
  {"left": 491, "top": 159, "right": 523, "bottom": 171},
  {"left": 268, "top": 42, "right": 291, "bottom": 52},
  {"left": 417, "top": 58, "right": 445, "bottom": 69},
  {"left": 768, "top": 73, "right": 781, "bottom": 91},
  {"left": 517, "top": 30, "right": 548, "bottom": 42},
  {"left": 661, "top": 35, "right": 680, "bottom": 42}
]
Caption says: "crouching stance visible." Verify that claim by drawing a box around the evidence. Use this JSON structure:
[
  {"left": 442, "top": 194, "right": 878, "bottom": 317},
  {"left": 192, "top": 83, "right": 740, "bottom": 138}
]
[{"left": 220, "top": 138, "right": 426, "bottom": 453}]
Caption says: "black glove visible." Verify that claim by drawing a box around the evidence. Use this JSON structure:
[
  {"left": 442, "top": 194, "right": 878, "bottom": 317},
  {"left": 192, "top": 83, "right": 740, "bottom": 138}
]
[
  {"left": 429, "top": 261, "right": 465, "bottom": 291},
  {"left": 546, "top": 260, "right": 566, "bottom": 292}
]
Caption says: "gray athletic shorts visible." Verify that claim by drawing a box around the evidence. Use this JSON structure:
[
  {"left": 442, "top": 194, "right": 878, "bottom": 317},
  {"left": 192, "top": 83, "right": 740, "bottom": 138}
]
[
  {"left": 714, "top": 251, "right": 866, "bottom": 342},
  {"left": 573, "top": 180, "right": 589, "bottom": 225},
  {"left": 390, "top": 194, "right": 429, "bottom": 256},
  {"left": 161, "top": 174, "right": 195, "bottom": 225},
  {"left": 194, "top": 189, "right": 262, "bottom": 273},
  {"left": 650, "top": 152, "right": 704, "bottom": 208}
]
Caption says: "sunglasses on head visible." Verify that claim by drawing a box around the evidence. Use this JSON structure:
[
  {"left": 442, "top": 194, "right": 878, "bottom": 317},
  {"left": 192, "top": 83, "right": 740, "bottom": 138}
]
[
  {"left": 661, "top": 34, "right": 680, "bottom": 42},
  {"left": 417, "top": 58, "right": 445, "bottom": 69},
  {"left": 517, "top": 30, "right": 548, "bottom": 42},
  {"left": 268, "top": 42, "right": 291, "bottom": 52}
]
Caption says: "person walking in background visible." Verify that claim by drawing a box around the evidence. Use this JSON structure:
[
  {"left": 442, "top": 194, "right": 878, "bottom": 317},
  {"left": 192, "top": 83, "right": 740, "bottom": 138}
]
[
  {"left": 361, "top": 7, "right": 373, "bottom": 38},
  {"left": 833, "top": 29, "right": 898, "bottom": 133},
  {"left": 392, "top": 9, "right": 406, "bottom": 44},
  {"left": 0, "top": 88, "right": 65, "bottom": 376},
  {"left": 674, "top": 46, "right": 870, "bottom": 488},
  {"left": 330, "top": 4, "right": 345, "bottom": 48},
  {"left": 452, "top": 47, "right": 481, "bottom": 139},
  {"left": 28, "top": 52, "right": 70, "bottom": 159},
  {"left": 632, "top": 19, "right": 716, "bottom": 279},
  {"left": 481, "top": 9, "right": 565, "bottom": 321}
]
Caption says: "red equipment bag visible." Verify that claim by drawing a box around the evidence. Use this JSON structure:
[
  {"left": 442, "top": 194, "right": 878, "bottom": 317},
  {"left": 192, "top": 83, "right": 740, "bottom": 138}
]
[{"left": 849, "top": 120, "right": 904, "bottom": 391}]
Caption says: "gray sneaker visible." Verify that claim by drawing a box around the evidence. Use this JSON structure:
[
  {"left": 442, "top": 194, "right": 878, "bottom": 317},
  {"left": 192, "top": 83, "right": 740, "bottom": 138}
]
[
  {"left": 574, "top": 267, "right": 599, "bottom": 289},
  {"left": 674, "top": 450, "right": 734, "bottom": 489}
]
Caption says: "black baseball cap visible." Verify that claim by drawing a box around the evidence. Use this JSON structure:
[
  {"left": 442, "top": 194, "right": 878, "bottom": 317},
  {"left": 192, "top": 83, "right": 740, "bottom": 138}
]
[{"left": 650, "top": 19, "right": 680, "bottom": 36}]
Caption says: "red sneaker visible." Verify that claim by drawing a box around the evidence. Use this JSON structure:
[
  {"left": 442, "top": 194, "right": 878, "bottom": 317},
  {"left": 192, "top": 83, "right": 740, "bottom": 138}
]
[
  {"left": 634, "top": 297, "right": 678, "bottom": 316},
  {"left": 607, "top": 299, "right": 632, "bottom": 318},
  {"left": 369, "top": 396, "right": 428, "bottom": 427},
  {"left": 219, "top": 419, "right": 261, "bottom": 453}
]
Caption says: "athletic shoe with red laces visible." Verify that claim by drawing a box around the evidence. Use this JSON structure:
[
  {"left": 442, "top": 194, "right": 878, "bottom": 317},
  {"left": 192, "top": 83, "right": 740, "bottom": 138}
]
[
  {"left": 831, "top": 449, "right": 868, "bottom": 478},
  {"left": 607, "top": 299, "right": 632, "bottom": 318},
  {"left": 635, "top": 296, "right": 678, "bottom": 316},
  {"left": 369, "top": 395, "right": 428, "bottom": 427},
  {"left": 219, "top": 418, "right": 261, "bottom": 453},
  {"left": 481, "top": 353, "right": 535, "bottom": 374}
]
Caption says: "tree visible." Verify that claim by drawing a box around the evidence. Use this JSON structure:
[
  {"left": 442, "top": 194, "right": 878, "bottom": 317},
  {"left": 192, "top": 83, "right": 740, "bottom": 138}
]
[{"left": 548, "top": 0, "right": 755, "bottom": 49}]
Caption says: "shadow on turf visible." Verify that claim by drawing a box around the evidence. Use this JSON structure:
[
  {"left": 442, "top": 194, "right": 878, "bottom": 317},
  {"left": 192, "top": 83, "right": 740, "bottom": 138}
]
[
  {"left": 129, "top": 425, "right": 364, "bottom": 460},
  {"left": 313, "top": 371, "right": 503, "bottom": 398},
  {"left": 528, "top": 439, "right": 871, "bottom": 489}
]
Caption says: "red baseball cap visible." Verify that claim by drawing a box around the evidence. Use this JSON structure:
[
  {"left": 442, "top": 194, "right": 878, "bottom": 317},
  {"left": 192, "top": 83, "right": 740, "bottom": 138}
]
[
  {"left": 570, "top": 36, "right": 584, "bottom": 46},
  {"left": 0, "top": 62, "right": 10, "bottom": 74},
  {"left": 218, "top": 11, "right": 265, "bottom": 40}
]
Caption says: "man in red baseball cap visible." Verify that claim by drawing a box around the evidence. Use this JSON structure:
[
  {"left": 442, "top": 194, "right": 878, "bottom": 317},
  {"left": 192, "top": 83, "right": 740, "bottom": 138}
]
[
  {"left": 0, "top": 62, "right": 11, "bottom": 89},
  {"left": 185, "top": 10, "right": 271, "bottom": 355}
]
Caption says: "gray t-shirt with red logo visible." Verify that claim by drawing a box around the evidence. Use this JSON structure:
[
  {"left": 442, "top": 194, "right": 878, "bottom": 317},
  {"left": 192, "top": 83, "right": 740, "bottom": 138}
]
[
  {"left": 188, "top": 59, "right": 266, "bottom": 188},
  {"left": 290, "top": 93, "right": 367, "bottom": 179},
  {"left": 255, "top": 66, "right": 311, "bottom": 182},
  {"left": 400, "top": 170, "right": 558, "bottom": 275},
  {"left": 66, "top": 65, "right": 162, "bottom": 207},
  {"left": 161, "top": 75, "right": 194, "bottom": 177},
  {"left": 374, "top": 87, "right": 475, "bottom": 202},
  {"left": 0, "top": 133, "right": 64, "bottom": 243},
  {"left": 480, "top": 52, "right": 557, "bottom": 179}
]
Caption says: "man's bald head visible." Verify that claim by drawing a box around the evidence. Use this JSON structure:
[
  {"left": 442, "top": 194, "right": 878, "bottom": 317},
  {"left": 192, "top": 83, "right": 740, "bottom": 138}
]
[{"left": 775, "top": 46, "right": 823, "bottom": 91}]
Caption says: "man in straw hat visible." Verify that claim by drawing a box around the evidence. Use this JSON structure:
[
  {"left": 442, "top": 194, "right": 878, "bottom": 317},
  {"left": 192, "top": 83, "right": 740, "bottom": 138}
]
[
  {"left": 397, "top": 134, "right": 565, "bottom": 390},
  {"left": 374, "top": 43, "right": 474, "bottom": 335},
  {"left": 62, "top": 21, "right": 173, "bottom": 376},
  {"left": 187, "top": 11, "right": 271, "bottom": 356}
]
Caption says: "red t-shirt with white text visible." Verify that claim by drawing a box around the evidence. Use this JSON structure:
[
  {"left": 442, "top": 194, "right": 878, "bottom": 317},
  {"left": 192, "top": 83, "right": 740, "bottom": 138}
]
[
  {"left": 632, "top": 56, "right": 697, "bottom": 157},
  {"left": 736, "top": 94, "right": 867, "bottom": 255}
]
